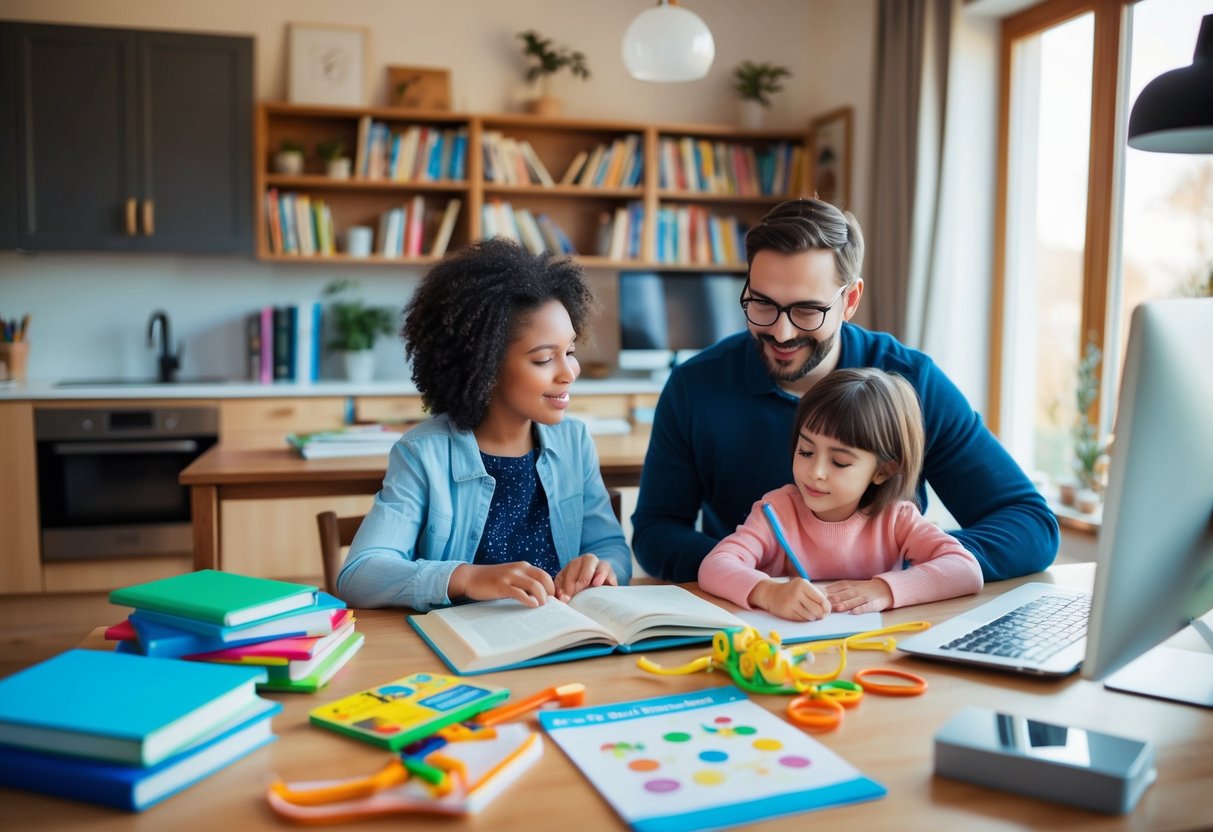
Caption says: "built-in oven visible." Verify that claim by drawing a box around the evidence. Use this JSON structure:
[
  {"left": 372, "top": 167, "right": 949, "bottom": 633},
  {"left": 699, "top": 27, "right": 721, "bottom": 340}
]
[{"left": 35, "top": 406, "right": 218, "bottom": 561}]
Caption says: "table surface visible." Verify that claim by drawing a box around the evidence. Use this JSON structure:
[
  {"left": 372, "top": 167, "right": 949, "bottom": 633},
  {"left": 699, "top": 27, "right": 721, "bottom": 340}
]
[{"left": 9, "top": 563, "right": 1213, "bottom": 832}]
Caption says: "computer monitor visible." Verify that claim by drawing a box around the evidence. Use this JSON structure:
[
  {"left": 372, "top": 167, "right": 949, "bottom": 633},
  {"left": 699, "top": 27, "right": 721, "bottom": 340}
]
[
  {"left": 1081, "top": 297, "right": 1213, "bottom": 706},
  {"left": 618, "top": 271, "right": 746, "bottom": 376}
]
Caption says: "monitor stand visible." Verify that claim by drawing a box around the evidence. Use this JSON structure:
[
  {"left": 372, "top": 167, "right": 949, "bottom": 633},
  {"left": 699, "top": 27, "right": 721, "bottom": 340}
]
[{"left": 1103, "top": 618, "right": 1213, "bottom": 708}]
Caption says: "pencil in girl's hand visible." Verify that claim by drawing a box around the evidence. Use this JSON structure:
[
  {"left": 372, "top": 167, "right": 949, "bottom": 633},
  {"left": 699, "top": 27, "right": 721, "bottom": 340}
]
[{"left": 761, "top": 502, "right": 812, "bottom": 581}]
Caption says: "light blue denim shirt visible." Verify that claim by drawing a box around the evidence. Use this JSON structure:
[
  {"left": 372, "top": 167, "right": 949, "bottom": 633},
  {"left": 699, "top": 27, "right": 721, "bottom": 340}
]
[{"left": 336, "top": 414, "right": 632, "bottom": 610}]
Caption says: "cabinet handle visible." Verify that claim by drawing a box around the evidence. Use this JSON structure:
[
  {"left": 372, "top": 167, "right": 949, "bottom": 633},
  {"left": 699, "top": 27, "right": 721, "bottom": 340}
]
[
  {"left": 142, "top": 199, "right": 155, "bottom": 236},
  {"left": 125, "top": 198, "right": 138, "bottom": 236}
]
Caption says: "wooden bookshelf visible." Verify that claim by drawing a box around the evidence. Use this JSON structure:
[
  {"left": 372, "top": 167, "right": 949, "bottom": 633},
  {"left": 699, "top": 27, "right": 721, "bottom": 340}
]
[{"left": 255, "top": 103, "right": 811, "bottom": 270}]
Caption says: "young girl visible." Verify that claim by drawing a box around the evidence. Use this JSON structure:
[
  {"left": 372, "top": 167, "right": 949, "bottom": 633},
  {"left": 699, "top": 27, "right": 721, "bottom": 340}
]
[
  {"left": 337, "top": 239, "right": 631, "bottom": 611},
  {"left": 699, "top": 368, "right": 982, "bottom": 620}
]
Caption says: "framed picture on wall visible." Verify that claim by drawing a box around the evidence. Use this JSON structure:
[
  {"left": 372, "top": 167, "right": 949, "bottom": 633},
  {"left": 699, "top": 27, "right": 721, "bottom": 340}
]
[
  {"left": 288, "top": 23, "right": 368, "bottom": 106},
  {"left": 386, "top": 66, "right": 452, "bottom": 110},
  {"left": 808, "top": 106, "right": 853, "bottom": 209}
]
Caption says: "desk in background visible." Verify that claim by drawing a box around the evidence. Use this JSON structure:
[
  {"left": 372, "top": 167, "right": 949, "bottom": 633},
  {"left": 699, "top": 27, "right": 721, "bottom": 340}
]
[
  {"left": 181, "top": 429, "right": 650, "bottom": 572},
  {"left": 9, "top": 564, "right": 1211, "bottom": 831}
]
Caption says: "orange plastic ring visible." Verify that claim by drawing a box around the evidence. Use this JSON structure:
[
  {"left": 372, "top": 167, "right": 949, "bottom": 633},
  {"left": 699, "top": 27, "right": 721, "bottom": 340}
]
[
  {"left": 854, "top": 667, "right": 928, "bottom": 696},
  {"left": 786, "top": 695, "right": 844, "bottom": 731}
]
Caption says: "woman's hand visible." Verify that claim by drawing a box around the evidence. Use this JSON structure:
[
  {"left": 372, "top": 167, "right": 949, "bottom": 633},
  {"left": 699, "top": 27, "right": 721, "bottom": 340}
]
[
  {"left": 748, "top": 578, "right": 831, "bottom": 621},
  {"left": 450, "top": 562, "right": 556, "bottom": 607},
  {"left": 826, "top": 579, "right": 894, "bottom": 614},
  {"left": 553, "top": 554, "right": 617, "bottom": 602}
]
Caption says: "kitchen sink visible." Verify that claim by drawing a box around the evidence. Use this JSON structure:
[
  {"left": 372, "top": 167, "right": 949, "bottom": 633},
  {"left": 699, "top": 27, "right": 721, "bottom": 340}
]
[{"left": 54, "top": 377, "right": 231, "bottom": 387}]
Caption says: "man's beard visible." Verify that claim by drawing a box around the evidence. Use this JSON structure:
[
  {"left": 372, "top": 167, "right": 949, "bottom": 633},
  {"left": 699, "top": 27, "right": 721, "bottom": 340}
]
[{"left": 753, "top": 332, "right": 835, "bottom": 383}]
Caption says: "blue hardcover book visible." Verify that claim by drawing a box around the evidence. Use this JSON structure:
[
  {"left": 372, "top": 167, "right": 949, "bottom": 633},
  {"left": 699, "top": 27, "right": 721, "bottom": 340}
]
[
  {"left": 0, "top": 650, "right": 267, "bottom": 766},
  {"left": 125, "top": 615, "right": 327, "bottom": 659},
  {"left": 0, "top": 699, "right": 281, "bottom": 811},
  {"left": 131, "top": 592, "right": 345, "bottom": 643},
  {"left": 450, "top": 128, "right": 468, "bottom": 180},
  {"left": 310, "top": 301, "right": 322, "bottom": 382}
]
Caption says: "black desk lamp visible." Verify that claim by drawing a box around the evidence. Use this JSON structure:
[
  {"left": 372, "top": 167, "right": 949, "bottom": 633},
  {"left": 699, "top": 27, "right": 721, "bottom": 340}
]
[{"left": 1127, "top": 13, "right": 1213, "bottom": 153}]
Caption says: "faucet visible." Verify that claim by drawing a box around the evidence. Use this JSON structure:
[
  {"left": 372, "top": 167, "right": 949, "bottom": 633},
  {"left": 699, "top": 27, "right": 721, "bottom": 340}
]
[{"left": 146, "top": 309, "right": 181, "bottom": 383}]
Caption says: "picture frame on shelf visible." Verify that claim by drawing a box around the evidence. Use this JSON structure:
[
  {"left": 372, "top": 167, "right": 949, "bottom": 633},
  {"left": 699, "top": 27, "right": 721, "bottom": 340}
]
[
  {"left": 808, "top": 106, "right": 853, "bottom": 209},
  {"left": 386, "top": 65, "right": 452, "bottom": 110},
  {"left": 288, "top": 23, "right": 368, "bottom": 106}
]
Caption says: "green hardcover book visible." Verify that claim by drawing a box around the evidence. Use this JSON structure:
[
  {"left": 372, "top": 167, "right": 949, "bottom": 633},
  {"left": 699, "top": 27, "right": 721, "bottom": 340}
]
[{"left": 110, "top": 570, "right": 317, "bottom": 627}]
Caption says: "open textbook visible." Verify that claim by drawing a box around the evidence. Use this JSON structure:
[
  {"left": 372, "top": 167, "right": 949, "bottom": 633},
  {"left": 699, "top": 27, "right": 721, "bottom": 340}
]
[{"left": 408, "top": 585, "right": 880, "bottom": 675}]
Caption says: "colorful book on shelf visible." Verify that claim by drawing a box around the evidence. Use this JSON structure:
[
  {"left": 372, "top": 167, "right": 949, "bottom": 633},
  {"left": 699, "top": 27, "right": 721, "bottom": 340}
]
[
  {"left": 0, "top": 649, "right": 267, "bottom": 766},
  {"left": 540, "top": 685, "right": 885, "bottom": 832},
  {"left": 559, "top": 149, "right": 589, "bottom": 185},
  {"left": 267, "top": 723, "right": 540, "bottom": 822},
  {"left": 0, "top": 698, "right": 280, "bottom": 812},
  {"left": 259, "top": 306, "right": 273, "bottom": 384},
  {"left": 130, "top": 592, "right": 345, "bottom": 643},
  {"left": 110, "top": 570, "right": 317, "bottom": 627},
  {"left": 429, "top": 198, "right": 462, "bottom": 257},
  {"left": 309, "top": 671, "right": 509, "bottom": 750},
  {"left": 256, "top": 630, "right": 365, "bottom": 693}
]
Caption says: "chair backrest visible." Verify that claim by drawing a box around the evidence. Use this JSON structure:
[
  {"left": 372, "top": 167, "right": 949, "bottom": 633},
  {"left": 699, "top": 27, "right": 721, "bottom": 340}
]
[
  {"left": 316, "top": 489, "right": 622, "bottom": 596},
  {"left": 316, "top": 511, "right": 364, "bottom": 597}
]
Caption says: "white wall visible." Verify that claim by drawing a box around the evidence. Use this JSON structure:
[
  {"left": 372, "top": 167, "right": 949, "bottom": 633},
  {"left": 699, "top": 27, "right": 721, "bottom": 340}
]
[{"left": 0, "top": 0, "right": 876, "bottom": 382}]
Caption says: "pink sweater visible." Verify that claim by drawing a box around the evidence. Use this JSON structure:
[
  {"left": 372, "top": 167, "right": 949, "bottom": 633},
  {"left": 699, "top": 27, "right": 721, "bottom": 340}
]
[{"left": 698, "top": 484, "right": 983, "bottom": 609}]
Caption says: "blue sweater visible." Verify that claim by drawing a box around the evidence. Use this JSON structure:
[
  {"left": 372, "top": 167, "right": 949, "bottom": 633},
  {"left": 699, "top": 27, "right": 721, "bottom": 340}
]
[{"left": 631, "top": 325, "right": 1058, "bottom": 583}]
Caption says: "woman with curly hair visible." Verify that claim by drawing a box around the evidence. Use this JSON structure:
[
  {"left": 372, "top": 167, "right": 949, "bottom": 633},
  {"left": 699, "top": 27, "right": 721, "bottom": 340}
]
[{"left": 337, "top": 239, "right": 631, "bottom": 610}]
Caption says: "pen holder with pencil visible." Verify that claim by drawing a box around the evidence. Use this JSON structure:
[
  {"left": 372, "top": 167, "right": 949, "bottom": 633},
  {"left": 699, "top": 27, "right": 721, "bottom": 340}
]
[{"left": 0, "top": 341, "right": 29, "bottom": 381}]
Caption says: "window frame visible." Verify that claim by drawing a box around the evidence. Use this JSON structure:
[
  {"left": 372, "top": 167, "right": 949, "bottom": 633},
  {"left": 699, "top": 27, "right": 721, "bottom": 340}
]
[{"left": 989, "top": 0, "right": 1130, "bottom": 437}]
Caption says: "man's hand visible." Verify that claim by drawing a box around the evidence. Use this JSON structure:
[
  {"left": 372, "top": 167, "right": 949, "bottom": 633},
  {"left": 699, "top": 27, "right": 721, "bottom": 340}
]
[
  {"left": 554, "top": 554, "right": 617, "bottom": 602},
  {"left": 450, "top": 562, "right": 555, "bottom": 607},
  {"left": 748, "top": 578, "right": 831, "bottom": 621},
  {"left": 826, "top": 579, "right": 893, "bottom": 614}
]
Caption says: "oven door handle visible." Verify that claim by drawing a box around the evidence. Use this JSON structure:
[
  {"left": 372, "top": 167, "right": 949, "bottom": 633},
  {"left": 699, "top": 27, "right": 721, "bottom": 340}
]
[{"left": 52, "top": 440, "right": 200, "bottom": 455}]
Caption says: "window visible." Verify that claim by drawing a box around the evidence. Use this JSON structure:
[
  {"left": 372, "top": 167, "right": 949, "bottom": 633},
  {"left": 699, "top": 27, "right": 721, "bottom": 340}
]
[{"left": 992, "top": 0, "right": 1212, "bottom": 494}]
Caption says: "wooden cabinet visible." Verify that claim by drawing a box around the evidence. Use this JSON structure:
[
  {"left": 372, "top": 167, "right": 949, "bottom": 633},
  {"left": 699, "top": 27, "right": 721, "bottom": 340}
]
[
  {"left": 353, "top": 395, "right": 427, "bottom": 424},
  {"left": 256, "top": 104, "right": 809, "bottom": 271},
  {"left": 219, "top": 397, "right": 348, "bottom": 449},
  {"left": 0, "top": 23, "right": 253, "bottom": 253},
  {"left": 0, "top": 403, "right": 41, "bottom": 593}
]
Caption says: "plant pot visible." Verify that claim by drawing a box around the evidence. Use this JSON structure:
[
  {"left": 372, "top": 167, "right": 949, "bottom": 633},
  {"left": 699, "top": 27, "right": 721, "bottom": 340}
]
[
  {"left": 527, "top": 95, "right": 563, "bottom": 118},
  {"left": 273, "top": 150, "right": 304, "bottom": 175},
  {"left": 739, "top": 99, "right": 766, "bottom": 130},
  {"left": 1056, "top": 478, "right": 1079, "bottom": 506},
  {"left": 326, "top": 157, "right": 352, "bottom": 179},
  {"left": 1075, "top": 488, "right": 1101, "bottom": 514},
  {"left": 341, "top": 350, "right": 375, "bottom": 383}
]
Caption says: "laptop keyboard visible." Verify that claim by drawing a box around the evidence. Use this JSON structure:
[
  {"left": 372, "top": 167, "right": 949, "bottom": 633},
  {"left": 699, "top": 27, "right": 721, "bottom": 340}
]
[{"left": 941, "top": 593, "right": 1091, "bottom": 663}]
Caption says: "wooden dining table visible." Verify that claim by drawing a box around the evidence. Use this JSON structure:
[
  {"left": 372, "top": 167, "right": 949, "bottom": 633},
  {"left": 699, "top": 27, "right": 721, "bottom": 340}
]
[{"left": 180, "top": 428, "right": 651, "bottom": 572}]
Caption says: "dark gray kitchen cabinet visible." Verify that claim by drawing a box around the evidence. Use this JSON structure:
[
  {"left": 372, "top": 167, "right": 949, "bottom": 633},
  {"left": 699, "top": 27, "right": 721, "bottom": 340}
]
[{"left": 0, "top": 22, "right": 253, "bottom": 253}]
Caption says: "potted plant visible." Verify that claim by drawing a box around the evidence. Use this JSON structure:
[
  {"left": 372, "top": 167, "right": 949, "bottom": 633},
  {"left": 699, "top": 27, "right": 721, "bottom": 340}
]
[
  {"left": 516, "top": 30, "right": 590, "bottom": 117},
  {"left": 323, "top": 279, "right": 396, "bottom": 382},
  {"left": 732, "top": 60, "right": 792, "bottom": 129},
  {"left": 316, "top": 139, "right": 351, "bottom": 180},
  {"left": 274, "top": 139, "right": 306, "bottom": 175},
  {"left": 1071, "top": 337, "right": 1108, "bottom": 511}
]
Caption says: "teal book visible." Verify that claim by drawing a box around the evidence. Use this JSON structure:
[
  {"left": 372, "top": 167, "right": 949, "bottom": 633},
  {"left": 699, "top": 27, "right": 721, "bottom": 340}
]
[
  {"left": 0, "top": 698, "right": 280, "bottom": 811},
  {"left": 130, "top": 592, "right": 344, "bottom": 642},
  {"left": 0, "top": 650, "right": 267, "bottom": 766},
  {"left": 109, "top": 570, "right": 317, "bottom": 627},
  {"left": 256, "top": 630, "right": 365, "bottom": 693}
]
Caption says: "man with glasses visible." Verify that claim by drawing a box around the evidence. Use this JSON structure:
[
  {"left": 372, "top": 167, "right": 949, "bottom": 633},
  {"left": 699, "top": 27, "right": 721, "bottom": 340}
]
[{"left": 631, "top": 197, "right": 1058, "bottom": 583}]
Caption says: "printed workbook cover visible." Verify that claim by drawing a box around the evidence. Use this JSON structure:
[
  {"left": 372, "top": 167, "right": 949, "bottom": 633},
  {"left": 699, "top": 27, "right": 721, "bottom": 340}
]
[{"left": 539, "top": 685, "right": 885, "bottom": 832}]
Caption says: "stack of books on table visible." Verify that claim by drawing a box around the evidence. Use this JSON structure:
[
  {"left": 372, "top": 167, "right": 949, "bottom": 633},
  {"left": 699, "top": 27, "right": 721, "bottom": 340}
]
[
  {"left": 286, "top": 424, "right": 404, "bottom": 459},
  {"left": 105, "top": 570, "right": 364, "bottom": 694},
  {"left": 0, "top": 649, "right": 280, "bottom": 811}
]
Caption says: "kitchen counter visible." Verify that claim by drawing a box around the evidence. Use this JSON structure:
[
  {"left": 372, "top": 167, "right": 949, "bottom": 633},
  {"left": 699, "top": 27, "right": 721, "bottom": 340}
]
[{"left": 0, "top": 376, "right": 666, "bottom": 401}]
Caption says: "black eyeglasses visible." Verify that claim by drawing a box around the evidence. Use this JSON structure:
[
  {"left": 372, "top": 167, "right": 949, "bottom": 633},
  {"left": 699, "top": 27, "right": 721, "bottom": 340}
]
[{"left": 739, "top": 284, "right": 848, "bottom": 333}]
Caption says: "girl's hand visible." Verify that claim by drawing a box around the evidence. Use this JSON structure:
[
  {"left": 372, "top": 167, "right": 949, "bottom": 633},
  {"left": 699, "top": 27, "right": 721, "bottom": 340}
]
[
  {"left": 450, "top": 562, "right": 556, "bottom": 608},
  {"left": 748, "top": 578, "right": 831, "bottom": 621},
  {"left": 554, "top": 554, "right": 617, "bottom": 602},
  {"left": 826, "top": 579, "right": 894, "bottom": 613}
]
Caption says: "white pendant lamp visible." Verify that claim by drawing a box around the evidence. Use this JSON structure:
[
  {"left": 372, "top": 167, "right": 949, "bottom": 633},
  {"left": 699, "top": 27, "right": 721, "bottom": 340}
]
[{"left": 622, "top": 0, "right": 716, "bottom": 82}]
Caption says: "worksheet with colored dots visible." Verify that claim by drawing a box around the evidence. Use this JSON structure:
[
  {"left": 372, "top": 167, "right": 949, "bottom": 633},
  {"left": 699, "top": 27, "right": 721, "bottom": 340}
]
[{"left": 540, "top": 685, "right": 885, "bottom": 832}]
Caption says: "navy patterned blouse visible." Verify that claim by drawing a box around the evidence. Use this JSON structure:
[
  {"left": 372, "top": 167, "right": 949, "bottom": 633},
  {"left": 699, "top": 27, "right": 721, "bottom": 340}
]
[{"left": 473, "top": 448, "right": 560, "bottom": 576}]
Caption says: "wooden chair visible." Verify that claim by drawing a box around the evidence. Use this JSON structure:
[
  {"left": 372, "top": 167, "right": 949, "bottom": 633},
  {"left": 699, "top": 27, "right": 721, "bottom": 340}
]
[{"left": 317, "top": 489, "right": 624, "bottom": 595}]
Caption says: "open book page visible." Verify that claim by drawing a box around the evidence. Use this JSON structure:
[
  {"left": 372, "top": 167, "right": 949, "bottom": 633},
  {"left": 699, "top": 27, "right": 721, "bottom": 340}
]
[
  {"left": 415, "top": 598, "right": 616, "bottom": 672},
  {"left": 567, "top": 585, "right": 745, "bottom": 645}
]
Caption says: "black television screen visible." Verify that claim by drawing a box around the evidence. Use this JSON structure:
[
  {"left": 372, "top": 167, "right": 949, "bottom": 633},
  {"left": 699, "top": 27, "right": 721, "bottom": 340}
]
[{"left": 619, "top": 272, "right": 746, "bottom": 370}]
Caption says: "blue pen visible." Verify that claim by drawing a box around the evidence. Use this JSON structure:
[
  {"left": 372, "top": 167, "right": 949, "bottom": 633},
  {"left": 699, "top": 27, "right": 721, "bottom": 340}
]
[{"left": 761, "top": 502, "right": 811, "bottom": 581}]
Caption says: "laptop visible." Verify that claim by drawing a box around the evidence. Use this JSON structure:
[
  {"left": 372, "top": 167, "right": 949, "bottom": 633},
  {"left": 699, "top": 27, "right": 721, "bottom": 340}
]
[{"left": 897, "top": 583, "right": 1091, "bottom": 676}]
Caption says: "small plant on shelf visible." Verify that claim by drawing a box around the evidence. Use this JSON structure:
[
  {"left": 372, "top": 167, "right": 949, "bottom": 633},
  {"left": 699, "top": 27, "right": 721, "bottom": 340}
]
[
  {"left": 1071, "top": 336, "right": 1109, "bottom": 508},
  {"left": 316, "top": 139, "right": 351, "bottom": 179},
  {"left": 274, "top": 139, "right": 306, "bottom": 175},
  {"left": 516, "top": 30, "right": 590, "bottom": 116},
  {"left": 323, "top": 279, "right": 395, "bottom": 352},
  {"left": 732, "top": 60, "right": 792, "bottom": 108}
]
